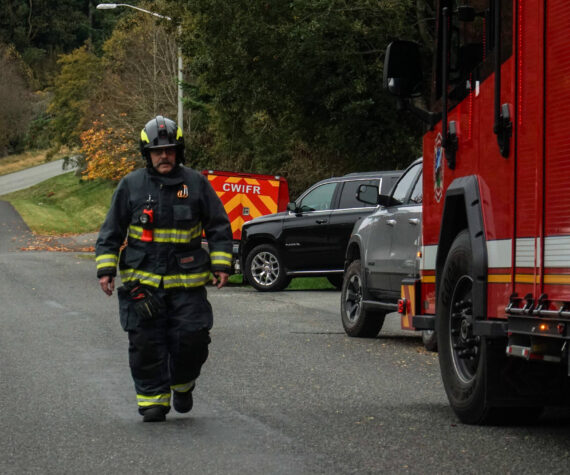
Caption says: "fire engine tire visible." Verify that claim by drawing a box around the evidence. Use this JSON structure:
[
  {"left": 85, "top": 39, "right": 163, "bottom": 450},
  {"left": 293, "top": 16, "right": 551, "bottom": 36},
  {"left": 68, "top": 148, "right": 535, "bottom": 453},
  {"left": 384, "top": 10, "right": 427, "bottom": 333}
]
[
  {"left": 437, "top": 230, "right": 494, "bottom": 424},
  {"left": 327, "top": 274, "right": 343, "bottom": 289},
  {"left": 244, "top": 244, "right": 291, "bottom": 292},
  {"left": 341, "top": 260, "right": 386, "bottom": 337},
  {"left": 421, "top": 330, "right": 438, "bottom": 352}
]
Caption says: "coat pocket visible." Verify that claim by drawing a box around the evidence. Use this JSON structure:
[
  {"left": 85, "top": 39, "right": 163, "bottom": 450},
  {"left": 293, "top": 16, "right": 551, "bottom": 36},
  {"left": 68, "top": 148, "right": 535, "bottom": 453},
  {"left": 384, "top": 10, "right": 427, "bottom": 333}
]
[
  {"left": 176, "top": 247, "right": 211, "bottom": 273},
  {"left": 173, "top": 204, "right": 192, "bottom": 224},
  {"left": 120, "top": 246, "right": 146, "bottom": 270}
]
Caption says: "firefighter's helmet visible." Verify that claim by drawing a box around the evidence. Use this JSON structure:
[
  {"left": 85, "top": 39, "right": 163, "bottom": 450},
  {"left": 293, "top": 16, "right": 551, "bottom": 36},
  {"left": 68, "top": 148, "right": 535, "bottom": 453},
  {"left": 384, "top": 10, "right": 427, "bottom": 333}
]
[{"left": 140, "top": 115, "right": 185, "bottom": 166}]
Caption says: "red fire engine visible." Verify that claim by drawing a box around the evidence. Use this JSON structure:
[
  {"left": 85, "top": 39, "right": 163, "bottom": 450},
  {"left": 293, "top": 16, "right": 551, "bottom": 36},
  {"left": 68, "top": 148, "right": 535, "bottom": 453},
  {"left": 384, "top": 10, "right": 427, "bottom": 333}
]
[{"left": 385, "top": 0, "right": 570, "bottom": 423}]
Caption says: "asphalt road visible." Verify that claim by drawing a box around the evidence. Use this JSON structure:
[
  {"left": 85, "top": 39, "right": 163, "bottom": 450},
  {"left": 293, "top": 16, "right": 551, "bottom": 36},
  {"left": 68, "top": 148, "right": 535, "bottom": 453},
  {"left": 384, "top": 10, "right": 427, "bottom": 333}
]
[
  {"left": 2, "top": 204, "right": 570, "bottom": 474},
  {"left": 0, "top": 159, "right": 71, "bottom": 196}
]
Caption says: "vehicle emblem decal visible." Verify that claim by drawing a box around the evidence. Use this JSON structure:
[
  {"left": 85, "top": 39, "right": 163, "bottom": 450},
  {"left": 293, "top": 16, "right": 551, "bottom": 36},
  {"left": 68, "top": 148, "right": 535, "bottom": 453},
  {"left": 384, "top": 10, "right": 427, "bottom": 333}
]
[{"left": 434, "top": 133, "right": 444, "bottom": 203}]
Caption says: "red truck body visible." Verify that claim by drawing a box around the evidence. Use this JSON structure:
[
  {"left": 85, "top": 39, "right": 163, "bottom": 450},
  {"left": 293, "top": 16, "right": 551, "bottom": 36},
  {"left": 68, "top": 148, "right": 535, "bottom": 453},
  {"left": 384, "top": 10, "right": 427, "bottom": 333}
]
[{"left": 389, "top": 0, "right": 570, "bottom": 423}]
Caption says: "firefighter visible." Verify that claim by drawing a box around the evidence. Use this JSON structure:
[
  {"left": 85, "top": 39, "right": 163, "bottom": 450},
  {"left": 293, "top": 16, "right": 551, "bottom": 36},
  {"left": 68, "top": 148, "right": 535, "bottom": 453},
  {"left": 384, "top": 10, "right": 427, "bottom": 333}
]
[{"left": 96, "top": 115, "right": 232, "bottom": 422}]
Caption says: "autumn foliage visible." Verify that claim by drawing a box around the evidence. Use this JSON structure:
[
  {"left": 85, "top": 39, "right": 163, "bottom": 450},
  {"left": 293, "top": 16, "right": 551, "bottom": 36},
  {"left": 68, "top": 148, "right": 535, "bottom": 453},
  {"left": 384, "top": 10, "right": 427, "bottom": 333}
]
[{"left": 80, "top": 119, "right": 141, "bottom": 181}]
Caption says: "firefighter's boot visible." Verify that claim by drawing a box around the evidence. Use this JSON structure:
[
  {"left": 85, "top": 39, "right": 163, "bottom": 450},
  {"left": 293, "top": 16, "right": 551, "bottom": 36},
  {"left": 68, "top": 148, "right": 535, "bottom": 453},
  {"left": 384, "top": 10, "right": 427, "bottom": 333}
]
[
  {"left": 172, "top": 389, "right": 193, "bottom": 413},
  {"left": 142, "top": 405, "right": 168, "bottom": 422}
]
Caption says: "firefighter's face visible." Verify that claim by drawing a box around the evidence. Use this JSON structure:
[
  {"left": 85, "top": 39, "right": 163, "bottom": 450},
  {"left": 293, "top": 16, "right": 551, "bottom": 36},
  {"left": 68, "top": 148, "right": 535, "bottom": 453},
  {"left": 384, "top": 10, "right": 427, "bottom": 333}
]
[{"left": 150, "top": 147, "right": 177, "bottom": 174}]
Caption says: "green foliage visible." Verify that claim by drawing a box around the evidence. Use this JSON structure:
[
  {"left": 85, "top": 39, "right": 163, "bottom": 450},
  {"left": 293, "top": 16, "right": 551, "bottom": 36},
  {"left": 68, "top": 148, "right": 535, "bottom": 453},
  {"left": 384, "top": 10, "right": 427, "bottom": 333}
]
[
  {"left": 2, "top": 172, "right": 116, "bottom": 234},
  {"left": 170, "top": 0, "right": 423, "bottom": 189},
  {"left": 47, "top": 46, "right": 103, "bottom": 149}
]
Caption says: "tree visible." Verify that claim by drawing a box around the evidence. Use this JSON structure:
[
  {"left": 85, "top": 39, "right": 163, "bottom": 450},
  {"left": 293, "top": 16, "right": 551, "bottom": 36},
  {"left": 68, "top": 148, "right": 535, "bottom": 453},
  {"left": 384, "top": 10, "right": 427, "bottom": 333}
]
[
  {"left": 167, "top": 0, "right": 423, "bottom": 191},
  {"left": 0, "top": 44, "right": 35, "bottom": 156},
  {"left": 47, "top": 45, "right": 103, "bottom": 149}
]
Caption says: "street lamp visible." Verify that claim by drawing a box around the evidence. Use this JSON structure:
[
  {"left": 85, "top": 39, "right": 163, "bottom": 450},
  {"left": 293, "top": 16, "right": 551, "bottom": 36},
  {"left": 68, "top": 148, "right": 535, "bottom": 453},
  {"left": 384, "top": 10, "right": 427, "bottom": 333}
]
[{"left": 96, "top": 3, "right": 184, "bottom": 131}]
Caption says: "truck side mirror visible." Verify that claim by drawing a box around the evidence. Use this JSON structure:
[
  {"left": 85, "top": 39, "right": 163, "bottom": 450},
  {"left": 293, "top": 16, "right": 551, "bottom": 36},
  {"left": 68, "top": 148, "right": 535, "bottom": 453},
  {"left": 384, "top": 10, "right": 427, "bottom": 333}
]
[
  {"left": 356, "top": 184, "right": 379, "bottom": 205},
  {"left": 383, "top": 41, "right": 423, "bottom": 98}
]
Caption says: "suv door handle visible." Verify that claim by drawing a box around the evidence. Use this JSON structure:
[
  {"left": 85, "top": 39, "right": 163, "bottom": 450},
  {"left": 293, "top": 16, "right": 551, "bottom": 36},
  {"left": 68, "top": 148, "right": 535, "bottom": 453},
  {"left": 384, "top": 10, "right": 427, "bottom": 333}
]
[
  {"left": 316, "top": 219, "right": 328, "bottom": 224},
  {"left": 408, "top": 218, "right": 420, "bottom": 225},
  {"left": 386, "top": 219, "right": 396, "bottom": 226}
]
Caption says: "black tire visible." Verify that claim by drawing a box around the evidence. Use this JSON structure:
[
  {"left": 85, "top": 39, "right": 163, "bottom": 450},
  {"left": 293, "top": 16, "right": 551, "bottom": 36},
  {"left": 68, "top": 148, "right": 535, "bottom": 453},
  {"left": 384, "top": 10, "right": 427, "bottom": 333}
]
[
  {"left": 422, "top": 330, "right": 438, "bottom": 352},
  {"left": 437, "top": 230, "right": 493, "bottom": 424},
  {"left": 244, "top": 244, "right": 291, "bottom": 291},
  {"left": 327, "top": 274, "right": 343, "bottom": 290},
  {"left": 341, "top": 260, "right": 386, "bottom": 337}
]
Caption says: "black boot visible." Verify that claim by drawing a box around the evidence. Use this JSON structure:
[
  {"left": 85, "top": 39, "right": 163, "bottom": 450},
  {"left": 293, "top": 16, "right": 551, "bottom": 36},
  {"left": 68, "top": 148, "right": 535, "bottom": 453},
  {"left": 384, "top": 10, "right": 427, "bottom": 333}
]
[
  {"left": 172, "top": 390, "right": 193, "bottom": 413},
  {"left": 142, "top": 405, "right": 168, "bottom": 422}
]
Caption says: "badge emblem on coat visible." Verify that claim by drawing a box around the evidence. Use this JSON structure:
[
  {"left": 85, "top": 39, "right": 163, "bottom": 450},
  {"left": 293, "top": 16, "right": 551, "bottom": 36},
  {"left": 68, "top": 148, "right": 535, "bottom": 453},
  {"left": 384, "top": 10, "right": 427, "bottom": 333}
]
[{"left": 177, "top": 184, "right": 189, "bottom": 199}]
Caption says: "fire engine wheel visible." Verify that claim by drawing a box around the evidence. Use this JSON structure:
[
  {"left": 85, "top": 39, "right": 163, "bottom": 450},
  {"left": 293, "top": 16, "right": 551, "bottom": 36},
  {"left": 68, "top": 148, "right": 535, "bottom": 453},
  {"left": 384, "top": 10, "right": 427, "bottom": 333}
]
[
  {"left": 244, "top": 244, "right": 291, "bottom": 292},
  {"left": 437, "top": 230, "right": 493, "bottom": 424},
  {"left": 341, "top": 260, "right": 386, "bottom": 337}
]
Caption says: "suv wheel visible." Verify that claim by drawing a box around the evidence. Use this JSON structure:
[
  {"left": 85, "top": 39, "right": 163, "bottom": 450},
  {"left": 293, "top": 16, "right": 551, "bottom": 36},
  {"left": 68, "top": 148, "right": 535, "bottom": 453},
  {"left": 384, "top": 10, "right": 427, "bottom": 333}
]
[
  {"left": 244, "top": 244, "right": 291, "bottom": 292},
  {"left": 341, "top": 260, "right": 386, "bottom": 337}
]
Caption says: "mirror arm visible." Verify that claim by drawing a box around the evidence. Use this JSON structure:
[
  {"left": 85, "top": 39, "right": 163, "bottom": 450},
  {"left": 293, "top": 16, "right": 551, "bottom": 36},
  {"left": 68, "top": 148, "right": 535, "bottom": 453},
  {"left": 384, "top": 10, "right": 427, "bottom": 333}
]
[{"left": 397, "top": 98, "right": 440, "bottom": 129}]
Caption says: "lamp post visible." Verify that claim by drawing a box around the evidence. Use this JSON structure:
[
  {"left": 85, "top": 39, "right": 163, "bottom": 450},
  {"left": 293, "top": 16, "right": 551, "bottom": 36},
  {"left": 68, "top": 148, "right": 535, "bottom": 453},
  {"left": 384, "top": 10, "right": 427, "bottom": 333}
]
[{"left": 96, "top": 3, "right": 184, "bottom": 131}]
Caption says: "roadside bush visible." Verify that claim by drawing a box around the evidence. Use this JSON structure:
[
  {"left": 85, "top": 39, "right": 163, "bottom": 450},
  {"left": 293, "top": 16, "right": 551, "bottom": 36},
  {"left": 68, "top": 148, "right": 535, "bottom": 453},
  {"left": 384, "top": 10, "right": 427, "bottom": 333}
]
[{"left": 81, "top": 118, "right": 141, "bottom": 182}]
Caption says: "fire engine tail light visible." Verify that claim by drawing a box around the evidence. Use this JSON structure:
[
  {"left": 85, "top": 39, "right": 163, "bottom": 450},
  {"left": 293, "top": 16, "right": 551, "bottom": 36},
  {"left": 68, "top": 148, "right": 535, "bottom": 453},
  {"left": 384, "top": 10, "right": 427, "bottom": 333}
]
[{"left": 398, "top": 298, "right": 407, "bottom": 314}]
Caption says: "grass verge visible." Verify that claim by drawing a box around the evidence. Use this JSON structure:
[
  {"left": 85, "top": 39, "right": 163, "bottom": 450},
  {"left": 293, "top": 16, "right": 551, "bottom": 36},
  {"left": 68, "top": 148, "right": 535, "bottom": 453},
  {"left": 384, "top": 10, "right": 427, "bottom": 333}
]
[
  {"left": 228, "top": 274, "right": 336, "bottom": 290},
  {"left": 2, "top": 172, "right": 116, "bottom": 234}
]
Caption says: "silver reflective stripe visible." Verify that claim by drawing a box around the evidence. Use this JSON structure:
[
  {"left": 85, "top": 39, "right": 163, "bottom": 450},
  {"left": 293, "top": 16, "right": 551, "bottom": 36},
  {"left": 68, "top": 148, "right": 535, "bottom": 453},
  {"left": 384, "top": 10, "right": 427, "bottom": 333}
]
[
  {"left": 96, "top": 253, "right": 118, "bottom": 270},
  {"left": 120, "top": 269, "right": 163, "bottom": 288},
  {"left": 137, "top": 393, "right": 170, "bottom": 407},
  {"left": 128, "top": 224, "right": 202, "bottom": 244},
  {"left": 210, "top": 251, "right": 232, "bottom": 266},
  {"left": 163, "top": 272, "right": 210, "bottom": 289},
  {"left": 171, "top": 380, "right": 196, "bottom": 393}
]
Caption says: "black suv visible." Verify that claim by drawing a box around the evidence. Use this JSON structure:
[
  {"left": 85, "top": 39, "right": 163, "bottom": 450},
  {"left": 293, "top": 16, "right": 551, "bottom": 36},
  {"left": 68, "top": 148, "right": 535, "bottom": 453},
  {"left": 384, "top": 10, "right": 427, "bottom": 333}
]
[{"left": 239, "top": 170, "right": 402, "bottom": 291}]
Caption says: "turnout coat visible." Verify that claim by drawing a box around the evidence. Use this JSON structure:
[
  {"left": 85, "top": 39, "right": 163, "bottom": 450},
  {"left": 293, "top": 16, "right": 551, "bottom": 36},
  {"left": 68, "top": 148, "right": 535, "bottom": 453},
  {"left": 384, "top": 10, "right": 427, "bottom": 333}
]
[{"left": 95, "top": 165, "right": 233, "bottom": 289}]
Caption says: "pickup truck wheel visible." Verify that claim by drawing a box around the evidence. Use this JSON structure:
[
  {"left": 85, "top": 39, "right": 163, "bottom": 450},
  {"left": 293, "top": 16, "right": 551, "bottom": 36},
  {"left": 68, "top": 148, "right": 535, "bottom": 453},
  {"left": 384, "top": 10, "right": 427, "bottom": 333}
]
[
  {"left": 244, "top": 244, "right": 291, "bottom": 292},
  {"left": 422, "top": 330, "right": 438, "bottom": 352},
  {"left": 326, "top": 274, "right": 343, "bottom": 289},
  {"left": 341, "top": 260, "right": 385, "bottom": 337}
]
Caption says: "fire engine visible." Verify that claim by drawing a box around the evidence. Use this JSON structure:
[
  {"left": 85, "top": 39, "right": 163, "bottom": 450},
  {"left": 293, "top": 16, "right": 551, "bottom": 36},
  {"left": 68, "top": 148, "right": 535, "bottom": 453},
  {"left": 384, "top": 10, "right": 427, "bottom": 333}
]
[
  {"left": 202, "top": 170, "right": 289, "bottom": 271},
  {"left": 384, "top": 0, "right": 570, "bottom": 423}
]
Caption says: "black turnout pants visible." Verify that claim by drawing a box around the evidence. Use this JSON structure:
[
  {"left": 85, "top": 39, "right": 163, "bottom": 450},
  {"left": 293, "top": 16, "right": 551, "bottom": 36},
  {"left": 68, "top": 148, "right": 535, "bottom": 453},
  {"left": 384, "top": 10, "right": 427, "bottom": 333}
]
[{"left": 120, "top": 285, "right": 213, "bottom": 411}]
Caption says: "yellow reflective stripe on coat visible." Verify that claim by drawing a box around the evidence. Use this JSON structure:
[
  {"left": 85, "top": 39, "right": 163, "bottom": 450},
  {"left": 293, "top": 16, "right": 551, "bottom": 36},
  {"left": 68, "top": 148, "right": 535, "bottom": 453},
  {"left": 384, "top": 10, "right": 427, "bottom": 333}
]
[
  {"left": 163, "top": 272, "right": 210, "bottom": 289},
  {"left": 120, "top": 268, "right": 163, "bottom": 288},
  {"left": 120, "top": 268, "right": 210, "bottom": 289},
  {"left": 96, "top": 253, "right": 118, "bottom": 270},
  {"left": 128, "top": 224, "right": 202, "bottom": 243},
  {"left": 137, "top": 393, "right": 170, "bottom": 407},
  {"left": 210, "top": 251, "right": 232, "bottom": 266}
]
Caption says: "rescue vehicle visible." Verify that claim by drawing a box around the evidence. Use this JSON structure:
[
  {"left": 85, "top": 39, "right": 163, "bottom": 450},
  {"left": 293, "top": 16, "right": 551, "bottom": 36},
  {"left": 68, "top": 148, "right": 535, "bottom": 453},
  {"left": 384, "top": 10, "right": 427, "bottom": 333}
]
[
  {"left": 384, "top": 0, "right": 570, "bottom": 423},
  {"left": 202, "top": 170, "right": 289, "bottom": 272}
]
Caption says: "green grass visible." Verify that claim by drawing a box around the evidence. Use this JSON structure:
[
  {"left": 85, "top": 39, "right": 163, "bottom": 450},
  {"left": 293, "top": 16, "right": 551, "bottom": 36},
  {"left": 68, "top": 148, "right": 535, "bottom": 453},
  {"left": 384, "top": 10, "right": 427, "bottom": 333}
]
[
  {"left": 228, "top": 274, "right": 337, "bottom": 290},
  {"left": 2, "top": 172, "right": 116, "bottom": 234}
]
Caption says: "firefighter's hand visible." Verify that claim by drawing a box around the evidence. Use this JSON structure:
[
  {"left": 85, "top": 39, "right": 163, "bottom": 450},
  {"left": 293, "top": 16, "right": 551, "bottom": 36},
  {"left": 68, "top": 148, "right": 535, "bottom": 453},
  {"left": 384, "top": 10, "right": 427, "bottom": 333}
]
[
  {"left": 99, "top": 275, "right": 115, "bottom": 296},
  {"left": 212, "top": 271, "right": 229, "bottom": 289}
]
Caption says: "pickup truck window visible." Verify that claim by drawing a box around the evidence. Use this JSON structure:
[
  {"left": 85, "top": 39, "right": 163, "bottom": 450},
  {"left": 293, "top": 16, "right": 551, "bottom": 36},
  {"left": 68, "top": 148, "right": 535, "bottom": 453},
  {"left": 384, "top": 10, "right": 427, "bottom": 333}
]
[
  {"left": 391, "top": 162, "right": 421, "bottom": 205},
  {"left": 410, "top": 172, "right": 423, "bottom": 204},
  {"left": 298, "top": 182, "right": 337, "bottom": 212}
]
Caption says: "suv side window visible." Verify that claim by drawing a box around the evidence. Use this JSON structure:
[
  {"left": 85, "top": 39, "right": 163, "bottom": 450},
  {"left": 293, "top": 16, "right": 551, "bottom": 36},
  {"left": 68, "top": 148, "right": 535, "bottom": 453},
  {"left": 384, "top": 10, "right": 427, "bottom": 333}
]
[
  {"left": 391, "top": 163, "right": 421, "bottom": 205},
  {"left": 298, "top": 182, "right": 337, "bottom": 212},
  {"left": 338, "top": 179, "right": 378, "bottom": 209}
]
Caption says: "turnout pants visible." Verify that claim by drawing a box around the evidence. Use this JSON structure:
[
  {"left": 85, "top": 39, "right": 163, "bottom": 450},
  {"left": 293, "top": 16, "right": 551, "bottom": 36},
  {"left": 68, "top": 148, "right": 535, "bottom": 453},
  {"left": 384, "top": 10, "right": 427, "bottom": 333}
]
[{"left": 118, "top": 285, "right": 213, "bottom": 413}]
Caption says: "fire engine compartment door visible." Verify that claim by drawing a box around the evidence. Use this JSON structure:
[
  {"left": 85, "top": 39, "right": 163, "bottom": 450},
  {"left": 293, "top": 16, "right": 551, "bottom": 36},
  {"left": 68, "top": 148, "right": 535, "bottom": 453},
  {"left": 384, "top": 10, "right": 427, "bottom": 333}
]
[{"left": 514, "top": 0, "right": 570, "bottom": 304}]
